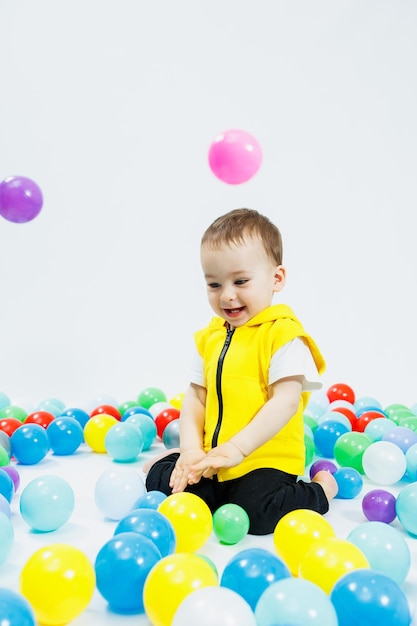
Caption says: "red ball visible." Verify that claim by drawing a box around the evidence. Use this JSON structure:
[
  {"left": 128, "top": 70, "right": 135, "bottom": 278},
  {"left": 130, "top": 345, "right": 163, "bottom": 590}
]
[
  {"left": 326, "top": 383, "right": 355, "bottom": 405},
  {"left": 0, "top": 417, "right": 22, "bottom": 437},
  {"left": 330, "top": 407, "right": 357, "bottom": 429},
  {"left": 24, "top": 410, "right": 55, "bottom": 429},
  {"left": 354, "top": 410, "right": 385, "bottom": 432},
  {"left": 90, "top": 404, "right": 121, "bottom": 421},
  {"left": 155, "top": 408, "right": 180, "bottom": 439}
]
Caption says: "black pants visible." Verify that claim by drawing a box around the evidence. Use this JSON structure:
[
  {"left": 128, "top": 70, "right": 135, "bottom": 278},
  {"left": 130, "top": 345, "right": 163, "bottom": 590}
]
[{"left": 145, "top": 452, "right": 329, "bottom": 535}]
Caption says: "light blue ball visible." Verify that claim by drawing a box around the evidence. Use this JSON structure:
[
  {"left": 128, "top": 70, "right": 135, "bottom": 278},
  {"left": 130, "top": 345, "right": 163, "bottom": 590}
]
[
  {"left": 105, "top": 422, "right": 144, "bottom": 462},
  {"left": 125, "top": 413, "right": 157, "bottom": 451},
  {"left": 348, "top": 521, "right": 410, "bottom": 585},
  {"left": 405, "top": 442, "right": 417, "bottom": 481},
  {"left": 0, "top": 392, "right": 10, "bottom": 411},
  {"left": 256, "top": 577, "right": 338, "bottom": 626},
  {"left": 20, "top": 475, "right": 75, "bottom": 532},
  {"left": 354, "top": 396, "right": 383, "bottom": 414},
  {"left": 364, "top": 417, "right": 396, "bottom": 442},
  {"left": 396, "top": 482, "right": 417, "bottom": 535},
  {"left": 0, "top": 512, "right": 14, "bottom": 565},
  {"left": 317, "top": 411, "right": 352, "bottom": 431}
]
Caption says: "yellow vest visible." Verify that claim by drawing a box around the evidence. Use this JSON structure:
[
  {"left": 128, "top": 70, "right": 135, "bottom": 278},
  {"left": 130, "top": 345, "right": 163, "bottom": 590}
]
[{"left": 194, "top": 304, "right": 325, "bottom": 481}]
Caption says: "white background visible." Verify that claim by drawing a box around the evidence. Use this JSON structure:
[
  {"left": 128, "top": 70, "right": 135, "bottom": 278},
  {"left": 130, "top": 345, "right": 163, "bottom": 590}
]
[
  {"left": 0, "top": 3, "right": 417, "bottom": 623},
  {"left": 0, "top": 1, "right": 416, "bottom": 411}
]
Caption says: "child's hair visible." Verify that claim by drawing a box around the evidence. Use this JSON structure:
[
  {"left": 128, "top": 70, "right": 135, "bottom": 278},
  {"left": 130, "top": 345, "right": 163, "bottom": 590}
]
[{"left": 201, "top": 208, "right": 283, "bottom": 265}]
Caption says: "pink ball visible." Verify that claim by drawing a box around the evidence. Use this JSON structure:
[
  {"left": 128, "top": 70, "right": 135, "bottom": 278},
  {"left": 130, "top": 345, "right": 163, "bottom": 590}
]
[{"left": 208, "top": 129, "right": 262, "bottom": 184}]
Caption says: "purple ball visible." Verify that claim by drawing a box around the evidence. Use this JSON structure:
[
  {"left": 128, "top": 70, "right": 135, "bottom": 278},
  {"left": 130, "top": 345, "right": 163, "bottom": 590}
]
[
  {"left": 309, "top": 459, "right": 337, "bottom": 479},
  {"left": 0, "top": 466, "right": 20, "bottom": 492},
  {"left": 0, "top": 176, "right": 43, "bottom": 223},
  {"left": 362, "top": 488, "right": 397, "bottom": 523}
]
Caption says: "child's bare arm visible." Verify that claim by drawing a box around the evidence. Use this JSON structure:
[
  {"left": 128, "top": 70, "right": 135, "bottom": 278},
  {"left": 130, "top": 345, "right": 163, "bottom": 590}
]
[{"left": 188, "top": 376, "right": 303, "bottom": 480}]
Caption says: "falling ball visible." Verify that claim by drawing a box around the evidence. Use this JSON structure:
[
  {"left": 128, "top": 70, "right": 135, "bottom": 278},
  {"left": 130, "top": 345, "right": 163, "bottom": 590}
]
[
  {"left": 0, "top": 176, "right": 43, "bottom": 223},
  {"left": 208, "top": 129, "right": 262, "bottom": 184}
]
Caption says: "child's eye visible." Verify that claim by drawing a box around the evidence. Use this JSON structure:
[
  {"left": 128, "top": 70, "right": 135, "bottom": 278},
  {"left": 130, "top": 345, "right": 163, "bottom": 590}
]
[
  {"left": 235, "top": 279, "right": 248, "bottom": 285},
  {"left": 208, "top": 283, "right": 220, "bottom": 289}
]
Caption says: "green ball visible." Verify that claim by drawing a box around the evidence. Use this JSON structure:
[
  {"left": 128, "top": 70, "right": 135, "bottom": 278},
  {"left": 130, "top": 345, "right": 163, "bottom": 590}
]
[
  {"left": 304, "top": 434, "right": 315, "bottom": 467},
  {"left": 0, "top": 446, "right": 9, "bottom": 466},
  {"left": 333, "top": 431, "right": 372, "bottom": 474},
  {"left": 213, "top": 503, "right": 250, "bottom": 545},
  {"left": 137, "top": 387, "right": 167, "bottom": 410},
  {"left": 118, "top": 400, "right": 138, "bottom": 417},
  {"left": 304, "top": 414, "right": 318, "bottom": 433},
  {"left": 0, "top": 406, "right": 27, "bottom": 422}
]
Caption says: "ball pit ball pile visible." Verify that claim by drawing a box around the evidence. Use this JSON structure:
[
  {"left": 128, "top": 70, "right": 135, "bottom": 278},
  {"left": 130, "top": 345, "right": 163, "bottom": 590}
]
[{"left": 0, "top": 384, "right": 415, "bottom": 625}]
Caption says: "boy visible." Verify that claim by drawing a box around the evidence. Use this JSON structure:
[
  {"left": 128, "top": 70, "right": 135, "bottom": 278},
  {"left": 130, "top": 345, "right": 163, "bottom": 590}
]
[{"left": 145, "top": 208, "right": 337, "bottom": 534}]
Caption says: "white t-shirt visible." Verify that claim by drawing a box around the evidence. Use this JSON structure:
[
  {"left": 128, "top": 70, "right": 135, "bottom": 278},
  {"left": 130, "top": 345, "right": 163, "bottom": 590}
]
[{"left": 189, "top": 337, "right": 322, "bottom": 391}]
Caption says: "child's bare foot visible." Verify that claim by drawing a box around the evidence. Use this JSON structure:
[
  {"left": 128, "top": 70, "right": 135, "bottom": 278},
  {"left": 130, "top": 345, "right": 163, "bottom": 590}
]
[
  {"left": 142, "top": 448, "right": 180, "bottom": 474},
  {"left": 312, "top": 470, "right": 338, "bottom": 502}
]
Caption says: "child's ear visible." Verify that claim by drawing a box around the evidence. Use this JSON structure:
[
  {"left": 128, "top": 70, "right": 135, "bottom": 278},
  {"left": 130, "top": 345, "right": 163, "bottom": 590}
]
[{"left": 273, "top": 265, "right": 286, "bottom": 292}]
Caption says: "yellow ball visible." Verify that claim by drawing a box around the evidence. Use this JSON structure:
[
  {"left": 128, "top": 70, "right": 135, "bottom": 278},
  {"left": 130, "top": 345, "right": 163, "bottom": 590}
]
[
  {"left": 298, "top": 536, "right": 370, "bottom": 594},
  {"left": 20, "top": 543, "right": 96, "bottom": 625},
  {"left": 273, "top": 509, "right": 335, "bottom": 575},
  {"left": 169, "top": 393, "right": 185, "bottom": 410},
  {"left": 158, "top": 492, "right": 213, "bottom": 552},
  {"left": 143, "top": 552, "right": 218, "bottom": 626},
  {"left": 83, "top": 414, "right": 118, "bottom": 453}
]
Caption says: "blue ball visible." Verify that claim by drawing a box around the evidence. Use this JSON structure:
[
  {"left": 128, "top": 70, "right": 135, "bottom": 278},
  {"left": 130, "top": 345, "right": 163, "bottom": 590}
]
[
  {"left": 0, "top": 588, "right": 35, "bottom": 626},
  {"left": 95, "top": 531, "right": 161, "bottom": 613},
  {"left": 47, "top": 416, "right": 84, "bottom": 455},
  {"left": 220, "top": 548, "right": 291, "bottom": 611},
  {"left": 134, "top": 490, "right": 167, "bottom": 510},
  {"left": 314, "top": 420, "right": 349, "bottom": 458},
  {"left": 114, "top": 508, "right": 176, "bottom": 557},
  {"left": 122, "top": 406, "right": 153, "bottom": 420},
  {"left": 11, "top": 424, "right": 49, "bottom": 464},
  {"left": 334, "top": 467, "right": 363, "bottom": 499},
  {"left": 0, "top": 469, "right": 14, "bottom": 503},
  {"left": 60, "top": 407, "right": 90, "bottom": 430},
  {"left": 331, "top": 569, "right": 411, "bottom": 626}
]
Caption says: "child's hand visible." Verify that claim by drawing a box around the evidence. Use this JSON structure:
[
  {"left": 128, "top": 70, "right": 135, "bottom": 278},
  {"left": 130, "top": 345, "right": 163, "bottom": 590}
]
[
  {"left": 188, "top": 442, "right": 244, "bottom": 482},
  {"left": 169, "top": 449, "right": 207, "bottom": 493}
]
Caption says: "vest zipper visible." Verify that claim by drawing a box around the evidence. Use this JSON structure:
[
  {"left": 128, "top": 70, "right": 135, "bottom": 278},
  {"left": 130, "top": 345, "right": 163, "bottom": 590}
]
[{"left": 211, "top": 327, "right": 234, "bottom": 449}]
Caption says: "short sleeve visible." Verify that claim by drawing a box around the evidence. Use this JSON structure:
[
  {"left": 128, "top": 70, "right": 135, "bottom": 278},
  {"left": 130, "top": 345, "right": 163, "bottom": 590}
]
[
  {"left": 268, "top": 337, "right": 322, "bottom": 391},
  {"left": 189, "top": 347, "right": 206, "bottom": 388}
]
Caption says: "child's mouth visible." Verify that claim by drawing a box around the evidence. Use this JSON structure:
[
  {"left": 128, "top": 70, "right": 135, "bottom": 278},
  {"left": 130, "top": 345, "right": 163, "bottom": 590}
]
[{"left": 224, "top": 307, "right": 245, "bottom": 317}]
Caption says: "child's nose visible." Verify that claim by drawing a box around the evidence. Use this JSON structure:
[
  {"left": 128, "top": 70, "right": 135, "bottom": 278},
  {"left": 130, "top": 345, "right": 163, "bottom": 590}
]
[{"left": 221, "top": 284, "right": 236, "bottom": 302}]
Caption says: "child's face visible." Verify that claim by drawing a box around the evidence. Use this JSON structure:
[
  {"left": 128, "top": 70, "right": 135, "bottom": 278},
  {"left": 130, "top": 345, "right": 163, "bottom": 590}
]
[{"left": 201, "top": 235, "right": 286, "bottom": 328}]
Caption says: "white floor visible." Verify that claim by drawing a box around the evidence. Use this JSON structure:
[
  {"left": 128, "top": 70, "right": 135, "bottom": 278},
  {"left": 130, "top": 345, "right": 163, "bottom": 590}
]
[{"left": 1, "top": 439, "right": 417, "bottom": 625}]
